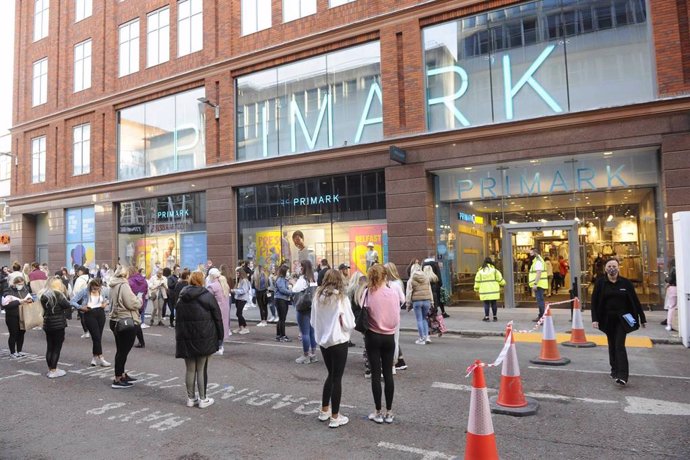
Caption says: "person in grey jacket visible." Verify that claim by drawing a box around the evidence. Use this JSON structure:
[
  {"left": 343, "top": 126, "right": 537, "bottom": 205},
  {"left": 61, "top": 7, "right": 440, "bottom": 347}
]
[{"left": 108, "top": 267, "right": 142, "bottom": 389}]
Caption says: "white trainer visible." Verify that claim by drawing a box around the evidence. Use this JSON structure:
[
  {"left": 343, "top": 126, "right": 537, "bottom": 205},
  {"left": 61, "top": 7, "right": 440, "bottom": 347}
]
[
  {"left": 90, "top": 357, "right": 98, "bottom": 367},
  {"left": 318, "top": 409, "right": 331, "bottom": 422},
  {"left": 329, "top": 414, "right": 349, "bottom": 428},
  {"left": 99, "top": 357, "right": 111, "bottom": 367},
  {"left": 140, "top": 323, "right": 150, "bottom": 329},
  {"left": 198, "top": 398, "right": 215, "bottom": 409},
  {"left": 214, "top": 347, "right": 224, "bottom": 356},
  {"left": 55, "top": 369, "right": 66, "bottom": 377},
  {"left": 239, "top": 328, "right": 250, "bottom": 335},
  {"left": 81, "top": 332, "right": 91, "bottom": 339},
  {"left": 186, "top": 398, "right": 198, "bottom": 407}
]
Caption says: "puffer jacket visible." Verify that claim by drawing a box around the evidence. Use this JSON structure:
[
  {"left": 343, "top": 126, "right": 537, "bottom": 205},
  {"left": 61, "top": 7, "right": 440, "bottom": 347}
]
[
  {"left": 2, "top": 285, "right": 32, "bottom": 317},
  {"left": 175, "top": 285, "right": 223, "bottom": 359},
  {"left": 405, "top": 271, "right": 434, "bottom": 305},
  {"left": 108, "top": 277, "right": 142, "bottom": 324},
  {"left": 41, "top": 292, "right": 73, "bottom": 331}
]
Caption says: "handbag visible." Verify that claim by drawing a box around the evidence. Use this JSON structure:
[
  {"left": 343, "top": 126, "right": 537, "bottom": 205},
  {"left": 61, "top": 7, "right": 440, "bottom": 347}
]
[
  {"left": 294, "top": 286, "right": 315, "bottom": 312},
  {"left": 354, "top": 289, "right": 370, "bottom": 333},
  {"left": 19, "top": 300, "right": 44, "bottom": 330},
  {"left": 115, "top": 316, "right": 137, "bottom": 333},
  {"left": 620, "top": 312, "right": 640, "bottom": 333}
]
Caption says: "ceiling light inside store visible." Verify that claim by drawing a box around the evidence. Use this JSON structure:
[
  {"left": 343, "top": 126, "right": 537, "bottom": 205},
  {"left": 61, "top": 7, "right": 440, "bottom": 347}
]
[
  {"left": 469, "top": 201, "right": 474, "bottom": 205},
  {"left": 604, "top": 151, "right": 613, "bottom": 156},
  {"left": 607, "top": 215, "right": 614, "bottom": 222},
  {"left": 530, "top": 160, "right": 539, "bottom": 164},
  {"left": 574, "top": 217, "right": 580, "bottom": 222},
  {"left": 464, "top": 167, "right": 472, "bottom": 170}
]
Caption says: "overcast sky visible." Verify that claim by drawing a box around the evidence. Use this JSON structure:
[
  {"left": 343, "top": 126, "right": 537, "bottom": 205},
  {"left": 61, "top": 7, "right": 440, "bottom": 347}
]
[{"left": 0, "top": 2, "right": 15, "bottom": 142}]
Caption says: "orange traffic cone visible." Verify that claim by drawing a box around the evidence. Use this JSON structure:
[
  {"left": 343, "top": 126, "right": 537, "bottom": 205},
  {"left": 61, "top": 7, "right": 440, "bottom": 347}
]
[
  {"left": 529, "top": 307, "right": 570, "bottom": 366},
  {"left": 490, "top": 325, "right": 539, "bottom": 416},
  {"left": 563, "top": 298, "right": 596, "bottom": 348},
  {"left": 465, "top": 361, "right": 499, "bottom": 460}
]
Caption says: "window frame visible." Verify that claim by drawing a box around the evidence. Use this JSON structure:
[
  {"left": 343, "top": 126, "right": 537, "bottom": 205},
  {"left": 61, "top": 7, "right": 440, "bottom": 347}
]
[
  {"left": 75, "top": 0, "right": 92, "bottom": 22},
  {"left": 31, "top": 136, "right": 47, "bottom": 184},
  {"left": 283, "top": 0, "right": 317, "bottom": 23},
  {"left": 147, "top": 6, "right": 170, "bottom": 68},
  {"left": 73, "top": 39, "right": 92, "bottom": 92},
  {"left": 178, "top": 0, "right": 203, "bottom": 56},
  {"left": 72, "top": 123, "right": 91, "bottom": 176},
  {"left": 33, "top": 0, "right": 49, "bottom": 42},
  {"left": 241, "top": 0, "right": 272, "bottom": 35},
  {"left": 118, "top": 19, "right": 140, "bottom": 77},
  {"left": 32, "top": 57, "right": 48, "bottom": 107}
]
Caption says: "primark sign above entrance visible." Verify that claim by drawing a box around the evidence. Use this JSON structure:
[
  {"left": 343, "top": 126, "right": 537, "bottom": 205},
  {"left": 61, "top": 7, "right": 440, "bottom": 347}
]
[{"left": 434, "top": 149, "right": 658, "bottom": 202}]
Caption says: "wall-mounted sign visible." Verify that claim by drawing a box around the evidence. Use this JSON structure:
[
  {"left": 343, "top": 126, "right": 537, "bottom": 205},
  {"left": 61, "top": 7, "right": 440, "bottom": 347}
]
[
  {"left": 458, "top": 212, "right": 484, "bottom": 225},
  {"left": 280, "top": 194, "right": 340, "bottom": 207}
]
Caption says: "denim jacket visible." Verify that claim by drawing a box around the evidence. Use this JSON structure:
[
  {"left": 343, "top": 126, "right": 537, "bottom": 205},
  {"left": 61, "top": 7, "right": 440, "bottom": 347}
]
[{"left": 274, "top": 277, "right": 292, "bottom": 301}]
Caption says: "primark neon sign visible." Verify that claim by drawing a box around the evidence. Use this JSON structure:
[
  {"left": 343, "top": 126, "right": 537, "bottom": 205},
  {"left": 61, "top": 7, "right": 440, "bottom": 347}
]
[{"left": 428, "top": 45, "right": 563, "bottom": 124}]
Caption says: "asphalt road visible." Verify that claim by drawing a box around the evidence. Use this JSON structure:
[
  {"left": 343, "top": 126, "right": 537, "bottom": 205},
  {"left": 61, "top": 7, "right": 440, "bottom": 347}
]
[{"left": 1, "top": 316, "right": 689, "bottom": 460}]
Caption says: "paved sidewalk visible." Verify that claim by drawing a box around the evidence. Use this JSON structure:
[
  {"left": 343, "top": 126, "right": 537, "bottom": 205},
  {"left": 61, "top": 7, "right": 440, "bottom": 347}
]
[{"left": 237, "top": 302, "right": 683, "bottom": 346}]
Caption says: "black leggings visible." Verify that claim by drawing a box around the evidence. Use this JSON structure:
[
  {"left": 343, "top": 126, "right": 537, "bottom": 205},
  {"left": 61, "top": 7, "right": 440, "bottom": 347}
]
[
  {"left": 365, "top": 331, "right": 395, "bottom": 411},
  {"left": 275, "top": 299, "right": 289, "bottom": 337},
  {"left": 321, "top": 342, "right": 349, "bottom": 415},
  {"left": 256, "top": 290, "right": 268, "bottom": 321},
  {"left": 605, "top": 313, "right": 629, "bottom": 381},
  {"left": 5, "top": 315, "right": 25, "bottom": 354},
  {"left": 45, "top": 329, "right": 65, "bottom": 369},
  {"left": 109, "top": 320, "right": 137, "bottom": 378},
  {"left": 84, "top": 308, "right": 106, "bottom": 356},
  {"left": 236, "top": 300, "right": 247, "bottom": 327}
]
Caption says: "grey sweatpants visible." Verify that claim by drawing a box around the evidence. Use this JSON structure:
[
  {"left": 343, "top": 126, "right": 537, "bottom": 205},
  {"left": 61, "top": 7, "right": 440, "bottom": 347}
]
[{"left": 184, "top": 355, "right": 210, "bottom": 399}]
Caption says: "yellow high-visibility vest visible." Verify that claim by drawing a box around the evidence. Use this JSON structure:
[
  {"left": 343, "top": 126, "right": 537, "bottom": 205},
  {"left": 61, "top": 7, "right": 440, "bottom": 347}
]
[
  {"left": 529, "top": 256, "right": 549, "bottom": 289},
  {"left": 474, "top": 266, "right": 506, "bottom": 301}
]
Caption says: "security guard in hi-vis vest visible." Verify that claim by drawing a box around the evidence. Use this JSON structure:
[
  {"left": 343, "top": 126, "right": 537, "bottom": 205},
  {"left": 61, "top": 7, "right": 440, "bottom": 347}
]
[
  {"left": 474, "top": 257, "right": 506, "bottom": 322},
  {"left": 529, "top": 247, "right": 549, "bottom": 321}
]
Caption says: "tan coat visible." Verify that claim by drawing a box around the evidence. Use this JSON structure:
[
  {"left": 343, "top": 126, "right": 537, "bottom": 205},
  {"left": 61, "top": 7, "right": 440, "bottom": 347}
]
[
  {"left": 405, "top": 271, "right": 434, "bottom": 305},
  {"left": 109, "top": 276, "right": 142, "bottom": 324}
]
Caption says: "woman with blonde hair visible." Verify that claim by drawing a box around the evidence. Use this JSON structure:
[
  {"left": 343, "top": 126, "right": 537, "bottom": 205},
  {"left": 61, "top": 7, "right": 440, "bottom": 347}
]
[
  {"left": 207, "top": 268, "right": 231, "bottom": 355},
  {"left": 252, "top": 265, "right": 269, "bottom": 327},
  {"left": 361, "top": 264, "right": 400, "bottom": 424},
  {"left": 312, "top": 269, "right": 355, "bottom": 428},
  {"left": 384, "top": 263, "right": 406, "bottom": 371},
  {"left": 231, "top": 268, "right": 252, "bottom": 335},
  {"left": 40, "top": 277, "right": 73, "bottom": 378},
  {"left": 406, "top": 263, "right": 434, "bottom": 344}
]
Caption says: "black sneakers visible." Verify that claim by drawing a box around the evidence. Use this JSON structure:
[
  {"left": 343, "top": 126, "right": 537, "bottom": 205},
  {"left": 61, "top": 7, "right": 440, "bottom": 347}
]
[
  {"left": 615, "top": 378, "right": 627, "bottom": 386},
  {"left": 112, "top": 380, "right": 133, "bottom": 389},
  {"left": 482, "top": 316, "right": 490, "bottom": 322},
  {"left": 395, "top": 359, "right": 407, "bottom": 370},
  {"left": 123, "top": 374, "right": 137, "bottom": 383},
  {"left": 492, "top": 317, "right": 498, "bottom": 322}
]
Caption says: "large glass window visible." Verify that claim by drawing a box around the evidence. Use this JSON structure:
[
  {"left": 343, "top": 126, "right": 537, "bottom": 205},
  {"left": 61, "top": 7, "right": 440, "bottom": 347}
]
[
  {"left": 34, "top": 0, "right": 49, "bottom": 41},
  {"left": 423, "top": 0, "right": 654, "bottom": 132},
  {"left": 283, "top": 0, "right": 316, "bottom": 23},
  {"left": 75, "top": 0, "right": 92, "bottom": 22},
  {"left": 32, "top": 58, "right": 48, "bottom": 106},
  {"left": 66, "top": 207, "right": 95, "bottom": 269},
  {"left": 118, "top": 193, "right": 206, "bottom": 276},
  {"left": 31, "top": 135, "right": 46, "bottom": 183},
  {"left": 74, "top": 39, "right": 92, "bottom": 92},
  {"left": 242, "top": 0, "right": 272, "bottom": 35},
  {"left": 236, "top": 41, "right": 382, "bottom": 161},
  {"left": 73, "top": 123, "right": 90, "bottom": 175},
  {"left": 119, "top": 19, "right": 140, "bottom": 77},
  {"left": 238, "top": 171, "right": 387, "bottom": 274},
  {"left": 178, "top": 0, "right": 203, "bottom": 56},
  {"left": 147, "top": 7, "right": 170, "bottom": 67},
  {"left": 118, "top": 87, "right": 206, "bottom": 180}
]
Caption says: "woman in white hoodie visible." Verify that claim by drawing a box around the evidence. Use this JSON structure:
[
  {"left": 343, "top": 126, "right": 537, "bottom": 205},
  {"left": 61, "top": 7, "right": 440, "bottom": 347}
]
[{"left": 311, "top": 269, "right": 355, "bottom": 429}]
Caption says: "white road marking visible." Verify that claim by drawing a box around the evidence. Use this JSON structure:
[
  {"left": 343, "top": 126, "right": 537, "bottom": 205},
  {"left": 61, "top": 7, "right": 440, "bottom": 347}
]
[
  {"left": 144, "top": 333, "right": 162, "bottom": 337},
  {"left": 377, "top": 441, "right": 455, "bottom": 460},
  {"left": 624, "top": 397, "right": 690, "bottom": 416},
  {"left": 527, "top": 366, "right": 690, "bottom": 381},
  {"left": 431, "top": 382, "right": 617, "bottom": 404},
  {"left": 0, "top": 369, "right": 41, "bottom": 381},
  {"left": 231, "top": 340, "right": 362, "bottom": 355}
]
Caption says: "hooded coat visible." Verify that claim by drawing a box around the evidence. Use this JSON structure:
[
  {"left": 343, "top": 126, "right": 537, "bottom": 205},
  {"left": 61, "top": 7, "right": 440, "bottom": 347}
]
[{"left": 175, "top": 285, "right": 223, "bottom": 359}]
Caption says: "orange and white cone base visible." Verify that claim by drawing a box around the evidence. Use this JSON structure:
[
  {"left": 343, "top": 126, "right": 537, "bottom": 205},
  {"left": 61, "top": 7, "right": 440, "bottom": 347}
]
[
  {"left": 465, "top": 361, "right": 499, "bottom": 460},
  {"left": 530, "top": 308, "right": 571, "bottom": 366},
  {"left": 490, "top": 326, "right": 539, "bottom": 416},
  {"left": 563, "top": 298, "right": 596, "bottom": 348}
]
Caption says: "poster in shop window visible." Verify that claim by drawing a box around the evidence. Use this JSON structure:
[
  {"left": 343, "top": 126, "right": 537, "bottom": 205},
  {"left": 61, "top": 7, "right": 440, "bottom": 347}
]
[
  {"left": 180, "top": 232, "right": 207, "bottom": 273},
  {"left": 349, "top": 225, "right": 386, "bottom": 274},
  {"left": 256, "top": 230, "right": 282, "bottom": 268}
]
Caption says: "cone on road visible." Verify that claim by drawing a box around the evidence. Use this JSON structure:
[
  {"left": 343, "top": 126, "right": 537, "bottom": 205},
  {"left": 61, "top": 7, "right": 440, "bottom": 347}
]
[
  {"left": 465, "top": 360, "right": 499, "bottom": 460},
  {"left": 490, "top": 325, "right": 539, "bottom": 416},
  {"left": 563, "top": 298, "right": 596, "bottom": 348},
  {"left": 529, "top": 307, "right": 571, "bottom": 366}
]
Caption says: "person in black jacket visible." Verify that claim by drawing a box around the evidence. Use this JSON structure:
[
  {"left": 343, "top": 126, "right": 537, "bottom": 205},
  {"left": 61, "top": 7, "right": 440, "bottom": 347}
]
[
  {"left": 175, "top": 271, "right": 223, "bottom": 409},
  {"left": 169, "top": 269, "right": 189, "bottom": 328},
  {"left": 2, "top": 274, "right": 33, "bottom": 358},
  {"left": 591, "top": 258, "right": 646, "bottom": 386},
  {"left": 40, "top": 278, "right": 73, "bottom": 378},
  {"left": 422, "top": 258, "right": 448, "bottom": 318}
]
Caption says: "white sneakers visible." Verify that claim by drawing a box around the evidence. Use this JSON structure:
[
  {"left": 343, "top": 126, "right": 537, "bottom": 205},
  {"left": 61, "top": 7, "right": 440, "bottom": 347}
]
[
  {"left": 198, "top": 398, "right": 214, "bottom": 409},
  {"left": 186, "top": 397, "right": 198, "bottom": 407},
  {"left": 318, "top": 409, "right": 331, "bottom": 421},
  {"left": 81, "top": 332, "right": 91, "bottom": 338},
  {"left": 256, "top": 321, "right": 267, "bottom": 327},
  {"left": 238, "top": 328, "right": 250, "bottom": 335},
  {"left": 90, "top": 357, "right": 98, "bottom": 367},
  {"left": 267, "top": 316, "right": 277, "bottom": 323},
  {"left": 215, "top": 347, "right": 224, "bottom": 356},
  {"left": 47, "top": 369, "right": 66, "bottom": 379},
  {"left": 368, "top": 412, "right": 384, "bottom": 424},
  {"left": 415, "top": 338, "right": 425, "bottom": 345},
  {"left": 140, "top": 323, "right": 150, "bottom": 329},
  {"left": 329, "top": 414, "right": 349, "bottom": 428},
  {"left": 91, "top": 356, "right": 111, "bottom": 367},
  {"left": 295, "top": 355, "right": 310, "bottom": 364}
]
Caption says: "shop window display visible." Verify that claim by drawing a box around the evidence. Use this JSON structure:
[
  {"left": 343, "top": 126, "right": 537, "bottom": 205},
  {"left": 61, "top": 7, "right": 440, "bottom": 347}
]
[
  {"left": 118, "top": 193, "right": 206, "bottom": 276},
  {"left": 238, "top": 172, "right": 387, "bottom": 274},
  {"left": 66, "top": 207, "right": 96, "bottom": 270}
]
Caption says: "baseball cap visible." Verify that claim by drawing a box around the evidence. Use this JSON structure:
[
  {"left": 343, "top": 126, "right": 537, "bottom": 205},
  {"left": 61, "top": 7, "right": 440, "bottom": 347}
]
[
  {"left": 338, "top": 263, "right": 350, "bottom": 270},
  {"left": 367, "top": 242, "right": 374, "bottom": 247}
]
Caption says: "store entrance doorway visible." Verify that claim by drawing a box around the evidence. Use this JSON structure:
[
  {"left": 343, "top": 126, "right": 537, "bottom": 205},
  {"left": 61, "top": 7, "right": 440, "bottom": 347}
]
[{"left": 500, "top": 221, "right": 580, "bottom": 308}]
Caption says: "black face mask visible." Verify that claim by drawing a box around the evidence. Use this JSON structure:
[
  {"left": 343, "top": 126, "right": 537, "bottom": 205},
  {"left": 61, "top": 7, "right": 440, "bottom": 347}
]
[{"left": 606, "top": 267, "right": 619, "bottom": 276}]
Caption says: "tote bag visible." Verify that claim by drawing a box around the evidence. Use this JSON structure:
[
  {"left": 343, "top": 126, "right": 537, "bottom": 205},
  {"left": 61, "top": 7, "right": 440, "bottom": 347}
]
[{"left": 19, "top": 301, "right": 44, "bottom": 330}]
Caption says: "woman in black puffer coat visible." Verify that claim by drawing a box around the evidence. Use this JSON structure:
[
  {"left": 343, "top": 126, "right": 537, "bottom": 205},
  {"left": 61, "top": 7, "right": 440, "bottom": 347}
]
[
  {"left": 175, "top": 271, "right": 223, "bottom": 409},
  {"left": 41, "top": 277, "right": 73, "bottom": 378}
]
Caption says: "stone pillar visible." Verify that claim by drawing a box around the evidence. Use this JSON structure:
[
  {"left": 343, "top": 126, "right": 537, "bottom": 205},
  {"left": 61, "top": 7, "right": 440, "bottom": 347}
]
[
  {"left": 9, "top": 214, "right": 36, "bottom": 265},
  {"left": 206, "top": 185, "right": 235, "bottom": 267}
]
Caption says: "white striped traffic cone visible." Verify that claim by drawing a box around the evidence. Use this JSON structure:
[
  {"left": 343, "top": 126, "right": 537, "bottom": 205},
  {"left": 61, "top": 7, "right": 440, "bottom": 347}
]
[
  {"left": 529, "top": 307, "right": 571, "bottom": 366},
  {"left": 490, "top": 324, "right": 539, "bottom": 416},
  {"left": 465, "top": 361, "right": 499, "bottom": 460},
  {"left": 563, "top": 298, "right": 596, "bottom": 348}
]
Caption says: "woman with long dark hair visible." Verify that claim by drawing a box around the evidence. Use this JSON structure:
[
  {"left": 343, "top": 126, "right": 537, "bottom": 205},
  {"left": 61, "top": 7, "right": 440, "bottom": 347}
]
[
  {"left": 71, "top": 279, "right": 111, "bottom": 367},
  {"left": 231, "top": 269, "right": 252, "bottom": 335},
  {"left": 292, "top": 259, "right": 318, "bottom": 364},
  {"left": 274, "top": 264, "right": 292, "bottom": 342}
]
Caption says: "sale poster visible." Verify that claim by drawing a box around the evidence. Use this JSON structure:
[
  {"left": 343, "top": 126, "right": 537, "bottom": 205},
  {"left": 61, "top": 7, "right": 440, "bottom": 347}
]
[{"left": 349, "top": 225, "right": 386, "bottom": 274}]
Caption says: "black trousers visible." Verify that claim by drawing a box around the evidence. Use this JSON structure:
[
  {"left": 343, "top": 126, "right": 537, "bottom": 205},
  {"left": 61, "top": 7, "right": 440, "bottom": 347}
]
[
  {"left": 275, "top": 298, "right": 289, "bottom": 337},
  {"left": 321, "top": 342, "right": 349, "bottom": 415},
  {"left": 78, "top": 311, "right": 88, "bottom": 332},
  {"left": 236, "top": 299, "right": 247, "bottom": 327},
  {"left": 256, "top": 290, "right": 268, "bottom": 321},
  {"left": 109, "top": 320, "right": 137, "bottom": 378},
  {"left": 364, "top": 331, "right": 395, "bottom": 411},
  {"left": 135, "top": 324, "right": 145, "bottom": 346},
  {"left": 83, "top": 308, "right": 106, "bottom": 356},
  {"left": 45, "top": 329, "right": 65, "bottom": 369},
  {"left": 169, "top": 301, "right": 175, "bottom": 326},
  {"left": 5, "top": 315, "right": 25, "bottom": 354},
  {"left": 483, "top": 300, "right": 497, "bottom": 317},
  {"left": 605, "top": 314, "right": 629, "bottom": 381}
]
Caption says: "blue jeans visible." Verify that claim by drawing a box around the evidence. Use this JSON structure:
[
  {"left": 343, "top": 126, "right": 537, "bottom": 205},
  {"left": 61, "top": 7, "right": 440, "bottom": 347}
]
[
  {"left": 296, "top": 310, "right": 316, "bottom": 354},
  {"left": 535, "top": 287, "right": 545, "bottom": 318},
  {"left": 413, "top": 300, "right": 430, "bottom": 339}
]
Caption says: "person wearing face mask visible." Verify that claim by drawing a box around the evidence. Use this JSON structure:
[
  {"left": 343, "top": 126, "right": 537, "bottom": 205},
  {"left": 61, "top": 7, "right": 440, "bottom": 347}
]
[
  {"left": 2, "top": 274, "right": 33, "bottom": 358},
  {"left": 591, "top": 258, "right": 646, "bottom": 386}
]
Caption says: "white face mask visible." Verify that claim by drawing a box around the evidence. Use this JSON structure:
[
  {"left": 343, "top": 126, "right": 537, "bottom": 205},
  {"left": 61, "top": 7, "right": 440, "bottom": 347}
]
[{"left": 15, "top": 284, "right": 25, "bottom": 290}]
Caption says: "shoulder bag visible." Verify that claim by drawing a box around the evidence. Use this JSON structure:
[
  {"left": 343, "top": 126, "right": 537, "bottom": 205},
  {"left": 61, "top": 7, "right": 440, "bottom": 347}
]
[
  {"left": 294, "top": 285, "right": 316, "bottom": 313},
  {"left": 354, "top": 289, "right": 370, "bottom": 333},
  {"left": 113, "top": 284, "right": 137, "bottom": 333}
]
